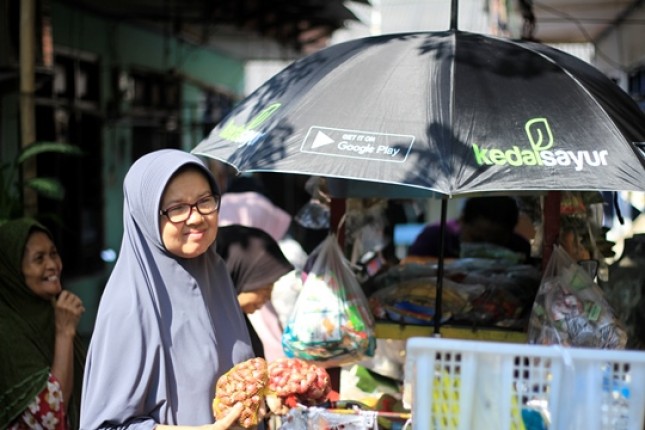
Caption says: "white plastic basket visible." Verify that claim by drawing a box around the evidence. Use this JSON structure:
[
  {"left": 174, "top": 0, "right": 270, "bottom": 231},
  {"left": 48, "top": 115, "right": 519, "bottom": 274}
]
[{"left": 404, "top": 337, "right": 645, "bottom": 430}]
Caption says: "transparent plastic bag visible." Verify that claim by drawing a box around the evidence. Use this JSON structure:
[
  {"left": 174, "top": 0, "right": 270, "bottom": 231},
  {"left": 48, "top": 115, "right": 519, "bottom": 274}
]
[
  {"left": 283, "top": 234, "right": 376, "bottom": 367},
  {"left": 528, "top": 245, "right": 627, "bottom": 349},
  {"left": 279, "top": 407, "right": 379, "bottom": 430},
  {"left": 294, "top": 177, "right": 330, "bottom": 230}
]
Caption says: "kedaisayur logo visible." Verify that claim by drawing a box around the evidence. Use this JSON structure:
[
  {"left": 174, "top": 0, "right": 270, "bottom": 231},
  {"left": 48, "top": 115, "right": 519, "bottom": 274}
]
[
  {"left": 219, "top": 103, "right": 282, "bottom": 146},
  {"left": 472, "top": 118, "right": 609, "bottom": 171}
]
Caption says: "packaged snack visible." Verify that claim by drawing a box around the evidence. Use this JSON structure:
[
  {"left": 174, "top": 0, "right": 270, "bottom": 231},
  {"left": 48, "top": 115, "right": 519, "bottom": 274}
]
[{"left": 528, "top": 245, "right": 627, "bottom": 349}]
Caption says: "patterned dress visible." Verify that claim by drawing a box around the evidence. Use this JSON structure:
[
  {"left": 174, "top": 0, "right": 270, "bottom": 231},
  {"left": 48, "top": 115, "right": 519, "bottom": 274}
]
[{"left": 8, "top": 374, "right": 67, "bottom": 430}]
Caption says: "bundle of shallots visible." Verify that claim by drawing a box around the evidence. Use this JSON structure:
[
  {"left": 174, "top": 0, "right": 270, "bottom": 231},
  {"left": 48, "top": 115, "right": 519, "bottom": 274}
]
[
  {"left": 212, "top": 357, "right": 268, "bottom": 428},
  {"left": 266, "top": 358, "right": 332, "bottom": 415}
]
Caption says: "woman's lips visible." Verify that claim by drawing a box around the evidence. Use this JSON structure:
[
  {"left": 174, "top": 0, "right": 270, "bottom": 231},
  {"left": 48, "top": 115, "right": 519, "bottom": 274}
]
[{"left": 186, "top": 230, "right": 206, "bottom": 239}]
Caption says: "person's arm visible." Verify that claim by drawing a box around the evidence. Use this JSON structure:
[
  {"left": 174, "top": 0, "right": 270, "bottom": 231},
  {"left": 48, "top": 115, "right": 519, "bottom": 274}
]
[{"left": 51, "top": 290, "right": 84, "bottom": 407}]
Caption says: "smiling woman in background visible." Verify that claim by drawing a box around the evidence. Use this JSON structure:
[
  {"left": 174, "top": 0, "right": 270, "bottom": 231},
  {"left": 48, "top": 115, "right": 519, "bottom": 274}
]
[{"left": 0, "top": 217, "right": 86, "bottom": 429}]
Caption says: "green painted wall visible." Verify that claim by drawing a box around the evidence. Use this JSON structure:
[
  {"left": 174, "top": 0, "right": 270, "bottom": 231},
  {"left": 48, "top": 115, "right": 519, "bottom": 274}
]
[
  {"left": 50, "top": 1, "right": 244, "bottom": 244},
  {"left": 51, "top": 3, "right": 244, "bottom": 93},
  {"left": 45, "top": 2, "right": 245, "bottom": 336}
]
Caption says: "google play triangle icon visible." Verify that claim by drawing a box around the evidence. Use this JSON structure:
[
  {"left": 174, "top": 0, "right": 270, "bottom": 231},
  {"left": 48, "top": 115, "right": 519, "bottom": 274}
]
[{"left": 311, "top": 130, "right": 335, "bottom": 148}]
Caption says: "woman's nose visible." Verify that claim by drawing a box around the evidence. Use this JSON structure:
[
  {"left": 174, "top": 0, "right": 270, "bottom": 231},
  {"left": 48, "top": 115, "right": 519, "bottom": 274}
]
[
  {"left": 44, "top": 256, "right": 58, "bottom": 268},
  {"left": 185, "top": 207, "right": 205, "bottom": 224}
]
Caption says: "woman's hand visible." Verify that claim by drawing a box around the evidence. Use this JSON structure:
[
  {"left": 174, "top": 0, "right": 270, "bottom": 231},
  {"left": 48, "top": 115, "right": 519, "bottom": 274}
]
[
  {"left": 210, "top": 403, "right": 244, "bottom": 430},
  {"left": 51, "top": 290, "right": 84, "bottom": 408},
  {"left": 54, "top": 290, "right": 85, "bottom": 337}
]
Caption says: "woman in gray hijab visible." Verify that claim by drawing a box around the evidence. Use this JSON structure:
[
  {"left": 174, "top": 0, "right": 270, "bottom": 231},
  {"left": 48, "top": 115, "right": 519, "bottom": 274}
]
[{"left": 80, "top": 149, "right": 254, "bottom": 429}]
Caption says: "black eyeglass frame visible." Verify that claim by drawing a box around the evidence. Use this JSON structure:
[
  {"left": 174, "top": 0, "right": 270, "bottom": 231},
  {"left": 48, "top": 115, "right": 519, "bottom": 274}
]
[{"left": 159, "top": 194, "right": 221, "bottom": 223}]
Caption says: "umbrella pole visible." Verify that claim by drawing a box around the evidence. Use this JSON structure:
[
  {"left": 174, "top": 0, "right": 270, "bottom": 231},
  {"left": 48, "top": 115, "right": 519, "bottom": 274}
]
[
  {"left": 433, "top": 198, "right": 448, "bottom": 336},
  {"left": 450, "top": 0, "right": 459, "bottom": 30}
]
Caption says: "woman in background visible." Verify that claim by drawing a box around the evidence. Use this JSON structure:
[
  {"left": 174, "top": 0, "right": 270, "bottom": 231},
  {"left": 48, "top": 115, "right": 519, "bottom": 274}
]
[
  {"left": 216, "top": 224, "right": 294, "bottom": 360},
  {"left": 0, "top": 218, "right": 85, "bottom": 429}
]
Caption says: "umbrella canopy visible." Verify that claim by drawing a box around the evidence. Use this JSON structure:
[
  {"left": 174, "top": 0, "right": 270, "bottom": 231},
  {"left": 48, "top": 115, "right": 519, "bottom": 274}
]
[
  {"left": 193, "top": 28, "right": 645, "bottom": 336},
  {"left": 192, "top": 30, "right": 645, "bottom": 197}
]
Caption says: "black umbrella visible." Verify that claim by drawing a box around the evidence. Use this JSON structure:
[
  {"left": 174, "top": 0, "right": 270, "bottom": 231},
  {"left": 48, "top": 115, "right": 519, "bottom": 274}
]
[
  {"left": 192, "top": 3, "right": 645, "bottom": 334},
  {"left": 193, "top": 34, "right": 645, "bottom": 196}
]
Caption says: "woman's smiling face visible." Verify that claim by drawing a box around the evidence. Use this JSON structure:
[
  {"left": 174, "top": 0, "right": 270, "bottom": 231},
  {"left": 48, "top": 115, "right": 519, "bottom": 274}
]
[
  {"left": 159, "top": 167, "right": 219, "bottom": 258},
  {"left": 22, "top": 230, "right": 63, "bottom": 300}
]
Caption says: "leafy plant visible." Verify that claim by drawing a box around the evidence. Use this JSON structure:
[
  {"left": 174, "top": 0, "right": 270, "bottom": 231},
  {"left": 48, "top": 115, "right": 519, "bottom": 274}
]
[{"left": 0, "top": 141, "right": 84, "bottom": 225}]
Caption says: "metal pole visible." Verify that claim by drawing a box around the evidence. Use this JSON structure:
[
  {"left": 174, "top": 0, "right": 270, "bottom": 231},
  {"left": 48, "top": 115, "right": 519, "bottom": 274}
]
[{"left": 433, "top": 197, "right": 448, "bottom": 336}]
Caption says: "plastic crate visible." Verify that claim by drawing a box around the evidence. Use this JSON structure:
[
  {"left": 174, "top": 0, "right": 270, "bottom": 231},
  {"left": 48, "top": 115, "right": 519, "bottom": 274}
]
[{"left": 404, "top": 337, "right": 645, "bottom": 430}]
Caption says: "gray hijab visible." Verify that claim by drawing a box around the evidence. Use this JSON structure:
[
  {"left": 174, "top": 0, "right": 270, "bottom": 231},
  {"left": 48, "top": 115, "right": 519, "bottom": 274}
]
[{"left": 80, "top": 149, "right": 253, "bottom": 429}]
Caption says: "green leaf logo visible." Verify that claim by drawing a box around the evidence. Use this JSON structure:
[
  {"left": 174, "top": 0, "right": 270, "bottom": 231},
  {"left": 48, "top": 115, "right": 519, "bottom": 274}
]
[
  {"left": 525, "top": 117, "right": 554, "bottom": 152},
  {"left": 247, "top": 103, "right": 281, "bottom": 130},
  {"left": 218, "top": 103, "right": 282, "bottom": 145}
]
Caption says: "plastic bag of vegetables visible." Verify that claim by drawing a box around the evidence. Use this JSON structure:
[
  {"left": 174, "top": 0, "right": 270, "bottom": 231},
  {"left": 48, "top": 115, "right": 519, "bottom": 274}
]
[{"left": 212, "top": 357, "right": 269, "bottom": 428}]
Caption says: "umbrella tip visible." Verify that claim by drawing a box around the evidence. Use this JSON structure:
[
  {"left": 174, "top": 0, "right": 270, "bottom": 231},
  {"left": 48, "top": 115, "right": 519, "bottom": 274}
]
[{"left": 450, "top": 0, "right": 459, "bottom": 30}]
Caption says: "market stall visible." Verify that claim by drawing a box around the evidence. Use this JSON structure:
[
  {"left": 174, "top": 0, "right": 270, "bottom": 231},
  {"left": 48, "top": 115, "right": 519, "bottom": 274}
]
[
  {"left": 189, "top": 0, "right": 645, "bottom": 424},
  {"left": 238, "top": 185, "right": 644, "bottom": 430},
  {"left": 323, "top": 189, "right": 645, "bottom": 430}
]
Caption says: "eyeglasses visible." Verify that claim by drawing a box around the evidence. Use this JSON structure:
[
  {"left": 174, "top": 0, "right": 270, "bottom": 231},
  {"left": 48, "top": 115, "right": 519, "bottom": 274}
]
[{"left": 160, "top": 194, "right": 221, "bottom": 223}]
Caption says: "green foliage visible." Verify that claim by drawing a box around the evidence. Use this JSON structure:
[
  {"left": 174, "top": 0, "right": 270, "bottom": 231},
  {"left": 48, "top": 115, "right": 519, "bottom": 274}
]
[
  {"left": 18, "top": 141, "right": 83, "bottom": 163},
  {"left": 25, "top": 177, "right": 67, "bottom": 200},
  {"left": 0, "top": 141, "right": 84, "bottom": 225}
]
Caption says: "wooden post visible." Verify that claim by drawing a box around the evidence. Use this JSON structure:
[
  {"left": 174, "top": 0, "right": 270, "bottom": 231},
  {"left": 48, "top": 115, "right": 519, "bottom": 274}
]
[
  {"left": 330, "top": 197, "right": 346, "bottom": 246},
  {"left": 327, "top": 197, "right": 347, "bottom": 394},
  {"left": 20, "top": 0, "right": 38, "bottom": 216},
  {"left": 542, "top": 191, "right": 561, "bottom": 270}
]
